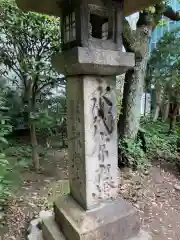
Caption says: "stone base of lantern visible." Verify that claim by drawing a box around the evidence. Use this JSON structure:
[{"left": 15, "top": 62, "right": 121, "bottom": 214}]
[{"left": 41, "top": 195, "right": 147, "bottom": 240}]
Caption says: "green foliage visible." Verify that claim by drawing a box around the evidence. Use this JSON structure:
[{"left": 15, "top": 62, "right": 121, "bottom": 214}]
[
  {"left": 0, "top": 79, "right": 23, "bottom": 128},
  {"left": 0, "top": 90, "right": 14, "bottom": 204},
  {"left": 143, "top": 120, "right": 177, "bottom": 160},
  {"left": 145, "top": 1, "right": 168, "bottom": 25},
  {"left": 147, "top": 27, "right": 180, "bottom": 95},
  {"left": 36, "top": 92, "right": 67, "bottom": 145},
  {"left": 0, "top": 0, "right": 60, "bottom": 81},
  {"left": 0, "top": 92, "right": 12, "bottom": 141},
  {"left": 5, "top": 143, "right": 32, "bottom": 163},
  {"left": 158, "top": 18, "right": 168, "bottom": 27},
  {"left": 0, "top": 153, "right": 11, "bottom": 204},
  {"left": 116, "top": 94, "right": 122, "bottom": 119},
  {"left": 120, "top": 138, "right": 150, "bottom": 170},
  {"left": 119, "top": 120, "right": 178, "bottom": 171},
  {"left": 0, "top": 118, "right": 11, "bottom": 145},
  {"left": 0, "top": 0, "right": 63, "bottom": 127},
  {"left": 0, "top": 0, "right": 65, "bottom": 169},
  {"left": 146, "top": 27, "right": 180, "bottom": 133}
]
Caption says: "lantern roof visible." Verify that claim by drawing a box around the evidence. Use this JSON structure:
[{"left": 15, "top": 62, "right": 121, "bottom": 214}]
[{"left": 15, "top": 0, "right": 161, "bottom": 17}]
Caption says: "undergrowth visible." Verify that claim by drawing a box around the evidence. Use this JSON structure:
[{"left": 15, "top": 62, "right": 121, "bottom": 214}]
[
  {"left": 0, "top": 97, "right": 27, "bottom": 205},
  {"left": 143, "top": 120, "right": 177, "bottom": 161},
  {"left": 119, "top": 119, "right": 178, "bottom": 171},
  {"left": 4, "top": 142, "right": 32, "bottom": 170},
  {"left": 0, "top": 104, "right": 14, "bottom": 205}
]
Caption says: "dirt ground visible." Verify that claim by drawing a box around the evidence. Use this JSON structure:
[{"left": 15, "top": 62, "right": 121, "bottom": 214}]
[
  {"left": 1, "top": 149, "right": 180, "bottom": 240},
  {"left": 140, "top": 163, "right": 180, "bottom": 240}
]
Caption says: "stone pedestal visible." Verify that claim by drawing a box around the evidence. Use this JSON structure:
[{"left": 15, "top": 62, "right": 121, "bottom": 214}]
[
  {"left": 66, "top": 74, "right": 119, "bottom": 210},
  {"left": 53, "top": 196, "right": 140, "bottom": 240},
  {"left": 41, "top": 47, "right": 150, "bottom": 240}
]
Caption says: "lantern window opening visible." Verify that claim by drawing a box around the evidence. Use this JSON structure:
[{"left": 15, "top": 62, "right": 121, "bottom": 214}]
[
  {"left": 63, "top": 11, "right": 76, "bottom": 44},
  {"left": 89, "top": 13, "right": 109, "bottom": 39},
  {"left": 88, "top": 4, "right": 113, "bottom": 41}
]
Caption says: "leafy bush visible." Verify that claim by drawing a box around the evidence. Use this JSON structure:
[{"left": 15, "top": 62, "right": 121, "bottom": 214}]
[
  {"left": 119, "top": 138, "right": 150, "bottom": 171},
  {"left": 119, "top": 120, "right": 178, "bottom": 171},
  {"left": 0, "top": 153, "right": 12, "bottom": 204},
  {"left": 143, "top": 120, "right": 177, "bottom": 161},
  {"left": 4, "top": 143, "right": 32, "bottom": 170},
  {"left": 0, "top": 91, "right": 14, "bottom": 204},
  {"left": 36, "top": 94, "right": 67, "bottom": 147}
]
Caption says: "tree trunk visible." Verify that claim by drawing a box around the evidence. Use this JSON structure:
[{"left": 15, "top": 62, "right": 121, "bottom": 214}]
[
  {"left": 169, "top": 102, "right": 179, "bottom": 133},
  {"left": 153, "top": 105, "right": 160, "bottom": 122},
  {"left": 118, "top": 53, "right": 148, "bottom": 139},
  {"left": 118, "top": 65, "right": 142, "bottom": 139},
  {"left": 161, "top": 90, "right": 170, "bottom": 121},
  {"left": 30, "top": 121, "right": 40, "bottom": 170},
  {"left": 162, "top": 102, "right": 170, "bottom": 121},
  {"left": 169, "top": 113, "right": 176, "bottom": 133},
  {"left": 30, "top": 80, "right": 40, "bottom": 171},
  {"left": 118, "top": 23, "right": 150, "bottom": 139},
  {"left": 153, "top": 84, "right": 163, "bottom": 122},
  {"left": 22, "top": 79, "right": 40, "bottom": 170}
]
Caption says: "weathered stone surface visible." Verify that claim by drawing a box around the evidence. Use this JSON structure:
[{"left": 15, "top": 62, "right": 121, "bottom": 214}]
[
  {"left": 42, "top": 216, "right": 151, "bottom": 240},
  {"left": 27, "top": 211, "right": 54, "bottom": 237},
  {"left": 42, "top": 216, "right": 65, "bottom": 240},
  {"left": 54, "top": 195, "right": 140, "bottom": 240},
  {"left": 129, "top": 229, "right": 152, "bottom": 240},
  {"left": 39, "top": 210, "right": 53, "bottom": 219},
  {"left": 66, "top": 75, "right": 118, "bottom": 210},
  {"left": 52, "top": 47, "right": 134, "bottom": 76},
  {"left": 27, "top": 218, "right": 41, "bottom": 234},
  {"left": 28, "top": 230, "right": 44, "bottom": 240}
]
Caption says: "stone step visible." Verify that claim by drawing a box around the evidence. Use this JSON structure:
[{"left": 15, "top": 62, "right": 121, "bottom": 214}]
[
  {"left": 54, "top": 195, "right": 140, "bottom": 240},
  {"left": 42, "top": 216, "right": 66, "bottom": 240},
  {"left": 29, "top": 225, "right": 151, "bottom": 240},
  {"left": 41, "top": 214, "right": 151, "bottom": 240}
]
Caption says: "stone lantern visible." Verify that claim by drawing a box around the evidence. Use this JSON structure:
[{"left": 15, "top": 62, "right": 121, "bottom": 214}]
[
  {"left": 15, "top": 0, "right": 153, "bottom": 239},
  {"left": 53, "top": 0, "right": 134, "bottom": 76},
  {"left": 59, "top": 0, "right": 123, "bottom": 51}
]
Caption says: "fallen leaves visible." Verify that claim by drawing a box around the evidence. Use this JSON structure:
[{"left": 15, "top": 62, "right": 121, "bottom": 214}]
[{"left": 4, "top": 199, "right": 27, "bottom": 240}]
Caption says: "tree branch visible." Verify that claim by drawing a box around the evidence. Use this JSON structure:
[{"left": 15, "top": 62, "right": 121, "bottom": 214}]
[
  {"left": 37, "top": 77, "right": 65, "bottom": 94},
  {"left": 163, "top": 6, "right": 180, "bottom": 21}
]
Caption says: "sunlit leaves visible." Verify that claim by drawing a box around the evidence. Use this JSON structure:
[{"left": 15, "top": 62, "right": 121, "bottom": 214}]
[
  {"left": 158, "top": 18, "right": 168, "bottom": 27},
  {"left": 147, "top": 27, "right": 180, "bottom": 98},
  {"left": 147, "top": 6, "right": 156, "bottom": 14}
]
